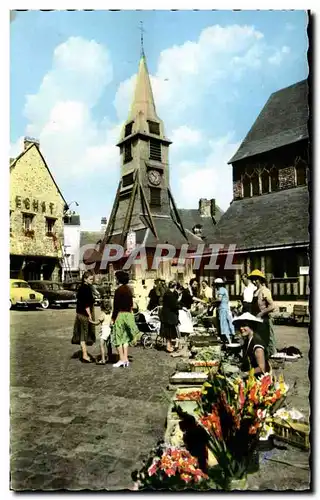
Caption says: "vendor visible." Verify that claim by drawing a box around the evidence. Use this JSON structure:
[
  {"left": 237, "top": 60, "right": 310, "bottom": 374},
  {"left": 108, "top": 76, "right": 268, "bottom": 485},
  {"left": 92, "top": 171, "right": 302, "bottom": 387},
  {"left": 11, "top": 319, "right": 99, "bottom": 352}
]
[
  {"left": 233, "top": 312, "right": 270, "bottom": 378},
  {"left": 248, "top": 269, "right": 276, "bottom": 358}
]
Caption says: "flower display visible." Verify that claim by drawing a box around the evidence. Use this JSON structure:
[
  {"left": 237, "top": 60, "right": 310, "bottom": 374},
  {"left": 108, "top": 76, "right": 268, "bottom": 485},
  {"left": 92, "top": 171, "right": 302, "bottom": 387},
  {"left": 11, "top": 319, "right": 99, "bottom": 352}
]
[
  {"left": 132, "top": 443, "right": 209, "bottom": 491},
  {"left": 192, "top": 368, "right": 288, "bottom": 488}
]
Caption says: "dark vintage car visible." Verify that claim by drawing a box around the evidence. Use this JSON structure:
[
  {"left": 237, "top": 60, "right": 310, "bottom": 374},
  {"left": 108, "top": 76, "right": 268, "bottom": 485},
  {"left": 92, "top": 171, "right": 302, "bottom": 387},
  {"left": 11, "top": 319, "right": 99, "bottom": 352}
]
[
  {"left": 28, "top": 281, "right": 77, "bottom": 308},
  {"left": 63, "top": 281, "right": 101, "bottom": 305}
]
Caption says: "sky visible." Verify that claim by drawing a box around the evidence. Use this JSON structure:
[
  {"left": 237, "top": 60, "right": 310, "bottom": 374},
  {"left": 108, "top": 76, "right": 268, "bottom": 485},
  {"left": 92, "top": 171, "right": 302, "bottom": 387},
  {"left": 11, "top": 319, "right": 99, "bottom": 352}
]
[{"left": 10, "top": 10, "right": 309, "bottom": 231}]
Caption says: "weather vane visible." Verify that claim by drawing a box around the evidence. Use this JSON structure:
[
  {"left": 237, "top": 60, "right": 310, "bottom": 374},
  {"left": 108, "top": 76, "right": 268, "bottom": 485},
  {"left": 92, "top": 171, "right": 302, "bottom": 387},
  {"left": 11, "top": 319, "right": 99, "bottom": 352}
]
[{"left": 139, "top": 20, "right": 145, "bottom": 57}]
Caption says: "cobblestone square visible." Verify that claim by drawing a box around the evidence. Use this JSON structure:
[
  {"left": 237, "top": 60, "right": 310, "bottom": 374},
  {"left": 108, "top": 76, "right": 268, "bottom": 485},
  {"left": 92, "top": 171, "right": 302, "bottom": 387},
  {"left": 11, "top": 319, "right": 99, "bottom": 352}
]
[{"left": 10, "top": 307, "right": 310, "bottom": 491}]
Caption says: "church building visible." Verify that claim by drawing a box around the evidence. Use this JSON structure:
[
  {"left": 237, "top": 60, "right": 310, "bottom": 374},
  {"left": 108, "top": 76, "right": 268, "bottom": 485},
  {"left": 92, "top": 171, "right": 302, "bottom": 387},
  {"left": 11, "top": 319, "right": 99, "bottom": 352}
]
[
  {"left": 197, "top": 79, "right": 310, "bottom": 307},
  {"left": 87, "top": 51, "right": 203, "bottom": 289}
]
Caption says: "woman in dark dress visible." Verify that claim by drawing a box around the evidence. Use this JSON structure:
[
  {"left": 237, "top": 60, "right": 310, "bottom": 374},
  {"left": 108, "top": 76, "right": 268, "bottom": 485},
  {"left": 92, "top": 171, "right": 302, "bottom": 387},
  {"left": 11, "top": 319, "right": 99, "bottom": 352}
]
[
  {"left": 233, "top": 312, "right": 270, "bottom": 378},
  {"left": 160, "top": 281, "right": 180, "bottom": 353},
  {"left": 72, "top": 271, "right": 96, "bottom": 363}
]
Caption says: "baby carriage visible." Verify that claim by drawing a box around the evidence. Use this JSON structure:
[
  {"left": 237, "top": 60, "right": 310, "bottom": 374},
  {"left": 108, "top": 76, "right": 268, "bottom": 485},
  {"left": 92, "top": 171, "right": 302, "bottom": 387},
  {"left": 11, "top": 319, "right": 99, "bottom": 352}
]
[{"left": 135, "top": 307, "right": 161, "bottom": 348}]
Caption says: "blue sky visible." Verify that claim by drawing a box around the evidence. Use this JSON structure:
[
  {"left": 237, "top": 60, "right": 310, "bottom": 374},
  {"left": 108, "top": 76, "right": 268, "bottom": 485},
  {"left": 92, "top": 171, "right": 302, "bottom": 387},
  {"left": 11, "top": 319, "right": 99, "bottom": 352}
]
[{"left": 10, "top": 10, "right": 309, "bottom": 230}]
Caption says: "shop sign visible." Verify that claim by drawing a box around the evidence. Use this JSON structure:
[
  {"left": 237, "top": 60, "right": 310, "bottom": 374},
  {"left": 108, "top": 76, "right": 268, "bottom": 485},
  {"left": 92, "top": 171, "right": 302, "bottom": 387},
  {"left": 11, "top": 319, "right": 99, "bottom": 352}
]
[
  {"left": 15, "top": 196, "right": 55, "bottom": 214},
  {"left": 299, "top": 266, "right": 309, "bottom": 276}
]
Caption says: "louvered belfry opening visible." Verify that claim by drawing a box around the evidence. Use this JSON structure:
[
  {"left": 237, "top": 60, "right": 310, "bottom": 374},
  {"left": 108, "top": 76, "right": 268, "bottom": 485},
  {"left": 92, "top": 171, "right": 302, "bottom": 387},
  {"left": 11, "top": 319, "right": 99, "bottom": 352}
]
[
  {"left": 124, "top": 142, "right": 132, "bottom": 163},
  {"left": 149, "top": 139, "right": 161, "bottom": 162},
  {"left": 125, "top": 122, "right": 133, "bottom": 137},
  {"left": 122, "top": 172, "right": 134, "bottom": 187},
  {"left": 150, "top": 187, "right": 161, "bottom": 206},
  {"left": 148, "top": 120, "right": 160, "bottom": 135}
]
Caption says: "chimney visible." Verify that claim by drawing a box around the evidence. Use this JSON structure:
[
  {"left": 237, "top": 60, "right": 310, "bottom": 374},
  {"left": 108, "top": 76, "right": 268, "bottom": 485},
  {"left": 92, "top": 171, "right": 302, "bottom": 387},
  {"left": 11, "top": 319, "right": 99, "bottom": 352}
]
[
  {"left": 24, "top": 136, "right": 40, "bottom": 151},
  {"left": 101, "top": 217, "right": 107, "bottom": 232},
  {"left": 199, "top": 198, "right": 216, "bottom": 218}
]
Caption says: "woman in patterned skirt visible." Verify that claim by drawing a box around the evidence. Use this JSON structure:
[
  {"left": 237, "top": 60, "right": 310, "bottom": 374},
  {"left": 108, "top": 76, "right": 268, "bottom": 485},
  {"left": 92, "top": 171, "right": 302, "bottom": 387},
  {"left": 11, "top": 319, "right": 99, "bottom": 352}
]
[{"left": 111, "top": 270, "right": 139, "bottom": 368}]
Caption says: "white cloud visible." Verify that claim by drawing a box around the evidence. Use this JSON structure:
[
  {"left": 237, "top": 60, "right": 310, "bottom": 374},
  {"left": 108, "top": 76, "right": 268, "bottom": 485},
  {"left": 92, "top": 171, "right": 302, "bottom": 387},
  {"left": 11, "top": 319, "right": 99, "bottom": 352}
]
[
  {"left": 114, "top": 24, "right": 269, "bottom": 125},
  {"left": 11, "top": 36, "right": 118, "bottom": 183},
  {"left": 12, "top": 24, "right": 294, "bottom": 230},
  {"left": 175, "top": 133, "right": 240, "bottom": 211},
  {"left": 170, "top": 126, "right": 203, "bottom": 150},
  {"left": 268, "top": 45, "right": 291, "bottom": 66}
]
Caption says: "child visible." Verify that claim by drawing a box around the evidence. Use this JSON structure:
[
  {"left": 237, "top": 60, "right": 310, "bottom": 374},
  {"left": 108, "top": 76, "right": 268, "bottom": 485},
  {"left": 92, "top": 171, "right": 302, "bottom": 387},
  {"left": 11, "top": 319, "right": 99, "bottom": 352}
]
[{"left": 95, "top": 299, "right": 113, "bottom": 365}]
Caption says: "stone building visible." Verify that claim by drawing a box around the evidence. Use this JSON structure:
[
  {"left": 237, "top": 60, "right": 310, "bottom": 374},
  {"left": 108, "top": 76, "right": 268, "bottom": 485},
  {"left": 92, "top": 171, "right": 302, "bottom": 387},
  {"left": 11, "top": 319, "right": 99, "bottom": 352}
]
[
  {"left": 87, "top": 52, "right": 205, "bottom": 296},
  {"left": 10, "top": 137, "right": 67, "bottom": 281},
  {"left": 197, "top": 79, "right": 310, "bottom": 307}
]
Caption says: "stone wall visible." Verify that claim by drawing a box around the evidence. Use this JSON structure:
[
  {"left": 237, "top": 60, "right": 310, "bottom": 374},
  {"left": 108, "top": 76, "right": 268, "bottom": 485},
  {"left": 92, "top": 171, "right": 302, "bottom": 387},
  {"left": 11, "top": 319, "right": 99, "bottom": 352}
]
[
  {"left": 10, "top": 144, "right": 65, "bottom": 259},
  {"left": 279, "top": 166, "right": 296, "bottom": 190}
]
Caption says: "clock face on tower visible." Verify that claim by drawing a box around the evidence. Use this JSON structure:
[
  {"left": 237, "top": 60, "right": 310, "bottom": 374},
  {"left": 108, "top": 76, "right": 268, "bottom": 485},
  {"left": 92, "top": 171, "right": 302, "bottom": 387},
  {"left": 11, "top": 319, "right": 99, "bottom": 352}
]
[{"left": 148, "top": 169, "right": 161, "bottom": 186}]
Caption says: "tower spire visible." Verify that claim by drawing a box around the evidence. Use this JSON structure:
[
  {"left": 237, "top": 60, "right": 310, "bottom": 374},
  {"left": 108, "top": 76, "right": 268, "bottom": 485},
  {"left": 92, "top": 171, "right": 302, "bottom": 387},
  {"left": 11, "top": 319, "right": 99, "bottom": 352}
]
[{"left": 139, "top": 20, "right": 145, "bottom": 58}]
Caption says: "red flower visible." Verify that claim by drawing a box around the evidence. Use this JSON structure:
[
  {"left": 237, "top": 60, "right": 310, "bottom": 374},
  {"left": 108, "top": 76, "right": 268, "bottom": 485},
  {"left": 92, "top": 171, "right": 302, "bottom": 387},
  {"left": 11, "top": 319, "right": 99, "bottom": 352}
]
[
  {"left": 239, "top": 381, "right": 245, "bottom": 409},
  {"left": 260, "top": 375, "right": 272, "bottom": 396}
]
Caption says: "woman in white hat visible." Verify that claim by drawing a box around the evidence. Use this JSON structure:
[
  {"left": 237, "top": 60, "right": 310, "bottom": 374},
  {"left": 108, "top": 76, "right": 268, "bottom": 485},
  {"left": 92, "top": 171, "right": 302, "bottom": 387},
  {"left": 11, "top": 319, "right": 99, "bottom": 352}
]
[
  {"left": 214, "top": 278, "right": 235, "bottom": 343},
  {"left": 233, "top": 312, "right": 270, "bottom": 378}
]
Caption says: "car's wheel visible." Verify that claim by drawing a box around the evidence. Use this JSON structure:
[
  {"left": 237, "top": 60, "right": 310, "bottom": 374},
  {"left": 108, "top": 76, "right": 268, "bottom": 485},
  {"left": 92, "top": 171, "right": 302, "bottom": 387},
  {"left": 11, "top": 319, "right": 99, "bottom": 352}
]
[{"left": 41, "top": 299, "right": 49, "bottom": 309}]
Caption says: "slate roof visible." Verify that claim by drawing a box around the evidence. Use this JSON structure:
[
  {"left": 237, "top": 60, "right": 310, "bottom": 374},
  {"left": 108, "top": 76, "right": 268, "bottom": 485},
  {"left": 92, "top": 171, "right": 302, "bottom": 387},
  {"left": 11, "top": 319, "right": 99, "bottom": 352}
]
[
  {"left": 229, "top": 79, "right": 309, "bottom": 163},
  {"left": 178, "top": 207, "right": 224, "bottom": 243},
  {"left": 208, "top": 186, "right": 309, "bottom": 251},
  {"left": 80, "top": 231, "right": 104, "bottom": 248}
]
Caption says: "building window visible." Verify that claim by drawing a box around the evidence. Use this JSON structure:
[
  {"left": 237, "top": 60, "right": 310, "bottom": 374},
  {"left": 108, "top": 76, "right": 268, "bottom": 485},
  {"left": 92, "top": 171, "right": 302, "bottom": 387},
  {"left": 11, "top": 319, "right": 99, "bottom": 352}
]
[
  {"left": 149, "top": 139, "right": 161, "bottom": 162},
  {"left": 124, "top": 142, "right": 133, "bottom": 163},
  {"left": 122, "top": 172, "right": 134, "bottom": 187},
  {"left": 46, "top": 217, "right": 56, "bottom": 235},
  {"left": 125, "top": 122, "right": 133, "bottom": 137},
  {"left": 296, "top": 164, "right": 307, "bottom": 186},
  {"left": 261, "top": 171, "right": 270, "bottom": 194},
  {"left": 148, "top": 121, "right": 160, "bottom": 135},
  {"left": 243, "top": 175, "right": 251, "bottom": 197},
  {"left": 270, "top": 168, "right": 279, "bottom": 191},
  {"left": 150, "top": 187, "right": 161, "bottom": 206},
  {"left": 23, "top": 213, "right": 34, "bottom": 231}
]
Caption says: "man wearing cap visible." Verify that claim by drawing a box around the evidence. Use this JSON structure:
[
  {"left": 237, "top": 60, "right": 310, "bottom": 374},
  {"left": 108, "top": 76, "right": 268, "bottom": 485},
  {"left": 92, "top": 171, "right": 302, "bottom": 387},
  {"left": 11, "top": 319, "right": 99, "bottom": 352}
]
[
  {"left": 214, "top": 278, "right": 235, "bottom": 343},
  {"left": 248, "top": 269, "right": 276, "bottom": 357},
  {"left": 233, "top": 312, "right": 270, "bottom": 378}
]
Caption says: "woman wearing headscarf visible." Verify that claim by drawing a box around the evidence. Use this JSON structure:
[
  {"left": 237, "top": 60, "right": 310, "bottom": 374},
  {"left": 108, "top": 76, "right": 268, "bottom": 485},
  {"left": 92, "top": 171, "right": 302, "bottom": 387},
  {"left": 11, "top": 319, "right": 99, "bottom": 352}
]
[
  {"left": 71, "top": 270, "right": 96, "bottom": 363},
  {"left": 111, "top": 270, "right": 139, "bottom": 368},
  {"left": 214, "top": 278, "right": 235, "bottom": 343},
  {"left": 248, "top": 269, "right": 276, "bottom": 358},
  {"left": 233, "top": 312, "right": 270, "bottom": 378},
  {"left": 160, "top": 281, "right": 180, "bottom": 353}
]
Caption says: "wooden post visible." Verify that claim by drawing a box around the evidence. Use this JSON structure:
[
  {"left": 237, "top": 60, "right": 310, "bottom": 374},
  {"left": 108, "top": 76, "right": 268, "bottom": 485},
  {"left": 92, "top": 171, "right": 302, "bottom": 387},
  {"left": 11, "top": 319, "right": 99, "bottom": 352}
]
[
  {"left": 235, "top": 268, "right": 241, "bottom": 297},
  {"left": 246, "top": 256, "right": 251, "bottom": 274},
  {"left": 261, "top": 255, "right": 265, "bottom": 275}
]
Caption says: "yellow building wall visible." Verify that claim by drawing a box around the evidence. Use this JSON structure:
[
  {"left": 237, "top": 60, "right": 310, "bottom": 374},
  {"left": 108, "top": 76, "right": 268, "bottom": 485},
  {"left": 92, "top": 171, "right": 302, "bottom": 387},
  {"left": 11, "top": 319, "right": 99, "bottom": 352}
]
[{"left": 10, "top": 145, "right": 65, "bottom": 258}]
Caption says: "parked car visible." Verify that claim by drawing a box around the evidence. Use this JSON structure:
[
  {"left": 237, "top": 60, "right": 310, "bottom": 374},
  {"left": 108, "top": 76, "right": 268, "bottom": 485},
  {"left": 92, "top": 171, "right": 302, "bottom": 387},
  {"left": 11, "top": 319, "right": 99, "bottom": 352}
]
[
  {"left": 28, "top": 281, "right": 77, "bottom": 308},
  {"left": 63, "top": 281, "right": 101, "bottom": 305},
  {"left": 10, "top": 279, "right": 49, "bottom": 310}
]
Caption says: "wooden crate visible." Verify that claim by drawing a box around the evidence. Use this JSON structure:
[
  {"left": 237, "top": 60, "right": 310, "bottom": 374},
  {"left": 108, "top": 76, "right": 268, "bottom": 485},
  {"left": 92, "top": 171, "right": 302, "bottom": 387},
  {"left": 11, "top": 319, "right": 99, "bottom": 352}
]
[
  {"left": 188, "top": 360, "right": 220, "bottom": 373},
  {"left": 271, "top": 417, "right": 310, "bottom": 450},
  {"left": 169, "top": 371, "right": 208, "bottom": 385}
]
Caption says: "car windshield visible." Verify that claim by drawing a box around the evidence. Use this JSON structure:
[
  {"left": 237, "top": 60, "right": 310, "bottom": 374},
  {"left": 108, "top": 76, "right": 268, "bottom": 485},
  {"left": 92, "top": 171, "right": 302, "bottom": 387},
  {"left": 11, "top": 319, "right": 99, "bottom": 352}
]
[
  {"left": 12, "top": 282, "right": 31, "bottom": 289},
  {"left": 50, "top": 283, "right": 64, "bottom": 291}
]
